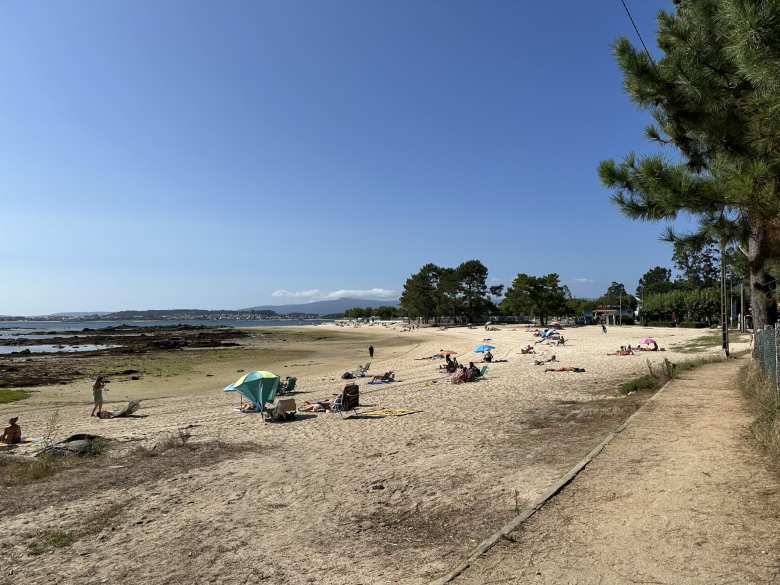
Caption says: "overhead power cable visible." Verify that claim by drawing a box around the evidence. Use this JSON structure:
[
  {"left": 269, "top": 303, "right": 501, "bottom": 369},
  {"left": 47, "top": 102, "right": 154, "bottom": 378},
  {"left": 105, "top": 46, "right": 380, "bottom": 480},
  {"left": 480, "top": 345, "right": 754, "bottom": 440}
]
[{"left": 619, "top": 0, "right": 658, "bottom": 71}]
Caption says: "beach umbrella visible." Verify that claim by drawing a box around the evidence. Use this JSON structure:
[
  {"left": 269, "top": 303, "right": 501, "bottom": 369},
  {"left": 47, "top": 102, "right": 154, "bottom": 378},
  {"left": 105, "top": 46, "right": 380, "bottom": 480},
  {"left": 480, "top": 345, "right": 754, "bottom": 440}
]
[
  {"left": 641, "top": 338, "right": 657, "bottom": 345},
  {"left": 224, "top": 370, "right": 280, "bottom": 410},
  {"left": 474, "top": 344, "right": 496, "bottom": 353}
]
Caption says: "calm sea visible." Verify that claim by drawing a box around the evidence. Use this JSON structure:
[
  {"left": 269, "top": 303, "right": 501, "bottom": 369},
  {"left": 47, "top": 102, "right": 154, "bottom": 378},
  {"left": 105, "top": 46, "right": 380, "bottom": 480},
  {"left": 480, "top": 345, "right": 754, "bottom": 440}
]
[{"left": 0, "top": 319, "right": 331, "bottom": 333}]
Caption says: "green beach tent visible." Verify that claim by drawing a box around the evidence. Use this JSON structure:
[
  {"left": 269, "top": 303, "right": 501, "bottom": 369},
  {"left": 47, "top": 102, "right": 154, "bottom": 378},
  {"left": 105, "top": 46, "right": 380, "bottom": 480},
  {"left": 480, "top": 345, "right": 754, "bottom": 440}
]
[{"left": 224, "top": 370, "right": 280, "bottom": 411}]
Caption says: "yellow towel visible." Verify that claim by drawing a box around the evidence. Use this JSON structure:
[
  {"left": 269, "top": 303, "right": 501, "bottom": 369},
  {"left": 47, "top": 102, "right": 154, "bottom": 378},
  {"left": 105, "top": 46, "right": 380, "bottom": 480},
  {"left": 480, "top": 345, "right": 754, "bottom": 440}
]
[{"left": 361, "top": 408, "right": 419, "bottom": 418}]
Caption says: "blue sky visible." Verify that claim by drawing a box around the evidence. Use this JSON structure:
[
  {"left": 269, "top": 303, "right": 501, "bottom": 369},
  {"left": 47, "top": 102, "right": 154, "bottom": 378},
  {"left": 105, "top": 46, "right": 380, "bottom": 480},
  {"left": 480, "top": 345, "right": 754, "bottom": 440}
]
[{"left": 0, "top": 0, "right": 685, "bottom": 315}]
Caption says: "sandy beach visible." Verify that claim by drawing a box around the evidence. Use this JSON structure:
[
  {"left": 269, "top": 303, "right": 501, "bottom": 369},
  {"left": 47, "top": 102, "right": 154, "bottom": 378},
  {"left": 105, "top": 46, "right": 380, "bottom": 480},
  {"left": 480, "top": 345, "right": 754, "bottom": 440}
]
[{"left": 0, "top": 324, "right": 748, "bottom": 585}]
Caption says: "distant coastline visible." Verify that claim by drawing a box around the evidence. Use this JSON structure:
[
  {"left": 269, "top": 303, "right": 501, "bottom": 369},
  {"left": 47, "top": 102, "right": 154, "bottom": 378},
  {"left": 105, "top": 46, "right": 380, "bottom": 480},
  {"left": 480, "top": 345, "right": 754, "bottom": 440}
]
[{"left": 0, "top": 318, "right": 333, "bottom": 332}]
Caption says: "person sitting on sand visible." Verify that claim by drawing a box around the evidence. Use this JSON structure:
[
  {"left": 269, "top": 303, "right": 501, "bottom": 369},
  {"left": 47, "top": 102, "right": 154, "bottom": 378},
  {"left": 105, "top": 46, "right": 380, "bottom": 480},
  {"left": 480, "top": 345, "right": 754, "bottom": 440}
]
[
  {"left": 520, "top": 345, "right": 535, "bottom": 354},
  {"left": 1, "top": 417, "right": 22, "bottom": 444},
  {"left": 545, "top": 367, "right": 586, "bottom": 373},
  {"left": 451, "top": 366, "right": 467, "bottom": 384},
  {"left": 468, "top": 362, "right": 481, "bottom": 379},
  {"left": 91, "top": 375, "right": 108, "bottom": 417},
  {"left": 484, "top": 350, "right": 494, "bottom": 363}
]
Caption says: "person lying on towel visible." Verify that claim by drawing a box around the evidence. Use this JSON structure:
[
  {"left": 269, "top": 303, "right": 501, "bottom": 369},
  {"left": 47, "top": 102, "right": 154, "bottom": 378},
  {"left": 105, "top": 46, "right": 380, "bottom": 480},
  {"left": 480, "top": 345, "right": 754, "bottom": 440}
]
[{"left": 370, "top": 371, "right": 395, "bottom": 383}]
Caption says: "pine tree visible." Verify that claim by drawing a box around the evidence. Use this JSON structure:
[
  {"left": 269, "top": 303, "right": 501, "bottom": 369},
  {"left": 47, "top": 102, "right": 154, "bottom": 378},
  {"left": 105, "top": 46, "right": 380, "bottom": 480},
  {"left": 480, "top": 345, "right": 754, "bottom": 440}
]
[{"left": 599, "top": 0, "right": 780, "bottom": 327}]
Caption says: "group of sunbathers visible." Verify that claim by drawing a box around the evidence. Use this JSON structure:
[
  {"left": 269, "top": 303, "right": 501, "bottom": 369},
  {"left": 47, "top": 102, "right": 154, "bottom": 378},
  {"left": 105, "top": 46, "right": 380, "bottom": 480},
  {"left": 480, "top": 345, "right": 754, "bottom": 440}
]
[
  {"left": 609, "top": 340, "right": 662, "bottom": 356},
  {"left": 608, "top": 345, "right": 636, "bottom": 356},
  {"left": 451, "top": 362, "right": 484, "bottom": 384},
  {"left": 440, "top": 354, "right": 461, "bottom": 373}
]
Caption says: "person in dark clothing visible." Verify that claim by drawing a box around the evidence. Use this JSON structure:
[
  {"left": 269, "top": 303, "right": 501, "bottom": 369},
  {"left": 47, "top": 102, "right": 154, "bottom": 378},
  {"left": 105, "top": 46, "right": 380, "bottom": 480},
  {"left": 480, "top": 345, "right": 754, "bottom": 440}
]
[{"left": 368, "top": 345, "right": 374, "bottom": 359}]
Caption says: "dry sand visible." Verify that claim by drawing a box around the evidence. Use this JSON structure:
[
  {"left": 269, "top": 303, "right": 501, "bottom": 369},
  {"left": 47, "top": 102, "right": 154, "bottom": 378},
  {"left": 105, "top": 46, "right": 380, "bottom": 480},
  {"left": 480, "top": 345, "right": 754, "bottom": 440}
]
[
  {"left": 0, "top": 324, "right": 749, "bottom": 585},
  {"left": 451, "top": 358, "right": 780, "bottom": 585}
]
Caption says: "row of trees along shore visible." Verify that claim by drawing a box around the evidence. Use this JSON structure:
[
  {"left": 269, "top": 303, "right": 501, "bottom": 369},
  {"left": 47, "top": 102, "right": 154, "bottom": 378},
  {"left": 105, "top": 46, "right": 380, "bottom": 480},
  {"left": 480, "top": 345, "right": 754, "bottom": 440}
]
[
  {"left": 342, "top": 260, "right": 638, "bottom": 326},
  {"left": 599, "top": 0, "right": 780, "bottom": 329},
  {"left": 347, "top": 243, "right": 750, "bottom": 326}
]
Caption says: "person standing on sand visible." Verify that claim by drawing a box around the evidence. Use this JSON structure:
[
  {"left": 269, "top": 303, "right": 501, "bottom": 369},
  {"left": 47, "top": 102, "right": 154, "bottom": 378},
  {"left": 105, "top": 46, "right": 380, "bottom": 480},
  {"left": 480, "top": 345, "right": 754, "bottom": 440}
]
[
  {"left": 601, "top": 323, "right": 608, "bottom": 335},
  {"left": 91, "top": 375, "right": 108, "bottom": 417},
  {"left": 368, "top": 345, "right": 374, "bottom": 359}
]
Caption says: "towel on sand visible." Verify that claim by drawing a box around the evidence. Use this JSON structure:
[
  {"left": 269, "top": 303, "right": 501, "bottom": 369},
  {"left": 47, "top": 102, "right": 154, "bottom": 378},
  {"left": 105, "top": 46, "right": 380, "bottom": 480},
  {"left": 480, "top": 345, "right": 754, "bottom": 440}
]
[{"left": 359, "top": 408, "right": 419, "bottom": 418}]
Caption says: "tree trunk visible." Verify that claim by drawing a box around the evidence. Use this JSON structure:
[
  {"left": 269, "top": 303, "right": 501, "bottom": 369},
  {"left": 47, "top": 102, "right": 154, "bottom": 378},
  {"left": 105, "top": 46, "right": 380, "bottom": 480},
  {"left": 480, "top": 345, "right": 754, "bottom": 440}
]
[{"left": 747, "top": 217, "right": 778, "bottom": 331}]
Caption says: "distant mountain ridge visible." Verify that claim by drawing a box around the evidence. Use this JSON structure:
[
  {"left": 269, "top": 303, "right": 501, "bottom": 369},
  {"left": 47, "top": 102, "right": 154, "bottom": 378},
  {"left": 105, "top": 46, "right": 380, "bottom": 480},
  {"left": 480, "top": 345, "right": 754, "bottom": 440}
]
[
  {"left": 243, "top": 297, "right": 399, "bottom": 315},
  {"left": 2, "top": 298, "right": 400, "bottom": 320}
]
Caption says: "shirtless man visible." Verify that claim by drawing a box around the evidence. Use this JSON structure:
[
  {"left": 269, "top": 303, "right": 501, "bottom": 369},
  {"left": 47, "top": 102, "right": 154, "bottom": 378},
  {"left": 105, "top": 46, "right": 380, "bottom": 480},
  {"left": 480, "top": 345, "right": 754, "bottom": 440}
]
[{"left": 1, "top": 417, "right": 22, "bottom": 444}]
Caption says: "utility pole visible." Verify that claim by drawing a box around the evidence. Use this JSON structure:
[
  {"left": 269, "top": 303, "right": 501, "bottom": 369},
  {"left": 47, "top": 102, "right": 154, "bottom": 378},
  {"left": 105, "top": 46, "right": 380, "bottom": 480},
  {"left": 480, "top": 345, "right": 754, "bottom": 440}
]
[
  {"left": 720, "top": 237, "right": 730, "bottom": 356},
  {"left": 740, "top": 281, "right": 745, "bottom": 332}
]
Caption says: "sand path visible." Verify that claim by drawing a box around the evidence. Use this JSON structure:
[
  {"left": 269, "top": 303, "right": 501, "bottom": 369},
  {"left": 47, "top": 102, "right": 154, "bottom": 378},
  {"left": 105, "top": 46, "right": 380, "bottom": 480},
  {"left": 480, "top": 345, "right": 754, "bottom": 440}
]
[{"left": 450, "top": 358, "right": 780, "bottom": 585}]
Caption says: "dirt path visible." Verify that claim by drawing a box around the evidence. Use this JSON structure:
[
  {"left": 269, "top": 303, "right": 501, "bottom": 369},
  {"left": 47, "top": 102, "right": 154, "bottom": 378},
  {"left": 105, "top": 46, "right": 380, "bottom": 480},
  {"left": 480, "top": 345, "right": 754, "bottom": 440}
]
[{"left": 450, "top": 358, "right": 780, "bottom": 585}]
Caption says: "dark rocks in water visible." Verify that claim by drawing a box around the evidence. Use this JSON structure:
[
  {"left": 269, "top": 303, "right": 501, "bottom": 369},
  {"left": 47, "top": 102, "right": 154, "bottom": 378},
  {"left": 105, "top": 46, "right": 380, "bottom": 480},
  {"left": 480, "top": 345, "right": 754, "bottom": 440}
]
[
  {"left": 116, "top": 369, "right": 139, "bottom": 375},
  {"left": 12, "top": 349, "right": 32, "bottom": 356},
  {"left": 130, "top": 375, "right": 140, "bottom": 380},
  {"left": 152, "top": 337, "right": 186, "bottom": 350}
]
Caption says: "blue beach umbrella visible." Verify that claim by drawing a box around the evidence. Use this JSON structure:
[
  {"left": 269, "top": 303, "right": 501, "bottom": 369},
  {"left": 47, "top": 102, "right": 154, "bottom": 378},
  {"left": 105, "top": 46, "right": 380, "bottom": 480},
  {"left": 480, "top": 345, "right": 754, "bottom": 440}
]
[
  {"left": 474, "top": 344, "right": 496, "bottom": 353},
  {"left": 224, "top": 370, "right": 280, "bottom": 411}
]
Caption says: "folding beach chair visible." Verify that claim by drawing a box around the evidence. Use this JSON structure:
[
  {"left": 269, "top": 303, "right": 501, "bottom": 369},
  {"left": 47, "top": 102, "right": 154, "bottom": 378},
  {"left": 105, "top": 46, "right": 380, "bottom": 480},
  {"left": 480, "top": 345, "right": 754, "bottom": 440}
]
[
  {"left": 479, "top": 366, "right": 489, "bottom": 378},
  {"left": 332, "top": 384, "right": 360, "bottom": 418},
  {"left": 351, "top": 362, "right": 371, "bottom": 378},
  {"left": 263, "top": 397, "right": 297, "bottom": 422},
  {"left": 278, "top": 377, "right": 297, "bottom": 395}
]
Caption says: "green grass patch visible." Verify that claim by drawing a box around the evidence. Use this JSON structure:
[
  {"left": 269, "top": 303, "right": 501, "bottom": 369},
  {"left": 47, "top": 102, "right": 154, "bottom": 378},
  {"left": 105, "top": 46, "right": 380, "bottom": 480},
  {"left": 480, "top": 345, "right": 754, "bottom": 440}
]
[
  {"left": 619, "top": 353, "right": 742, "bottom": 396},
  {"left": 0, "top": 388, "right": 31, "bottom": 403},
  {"left": 27, "top": 530, "right": 77, "bottom": 555},
  {"left": 28, "top": 498, "right": 133, "bottom": 555},
  {"left": 672, "top": 330, "right": 751, "bottom": 354}
]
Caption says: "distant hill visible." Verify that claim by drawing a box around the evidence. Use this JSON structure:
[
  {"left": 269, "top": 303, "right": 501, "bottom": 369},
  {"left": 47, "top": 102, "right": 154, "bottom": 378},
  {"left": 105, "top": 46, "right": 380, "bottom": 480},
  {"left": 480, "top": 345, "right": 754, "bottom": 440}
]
[
  {"left": 244, "top": 298, "right": 399, "bottom": 316},
  {"left": 47, "top": 311, "right": 111, "bottom": 317}
]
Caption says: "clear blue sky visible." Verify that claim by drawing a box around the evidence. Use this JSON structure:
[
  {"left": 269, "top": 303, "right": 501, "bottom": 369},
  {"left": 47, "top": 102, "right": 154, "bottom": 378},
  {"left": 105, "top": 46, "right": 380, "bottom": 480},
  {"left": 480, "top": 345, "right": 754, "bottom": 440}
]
[{"left": 1, "top": 0, "right": 686, "bottom": 315}]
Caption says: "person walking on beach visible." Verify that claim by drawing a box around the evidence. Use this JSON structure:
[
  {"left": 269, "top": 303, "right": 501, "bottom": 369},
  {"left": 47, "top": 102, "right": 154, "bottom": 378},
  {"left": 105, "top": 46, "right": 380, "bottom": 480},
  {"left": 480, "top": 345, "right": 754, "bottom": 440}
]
[
  {"left": 601, "top": 323, "right": 608, "bottom": 335},
  {"left": 91, "top": 375, "right": 108, "bottom": 417},
  {"left": 368, "top": 345, "right": 374, "bottom": 359}
]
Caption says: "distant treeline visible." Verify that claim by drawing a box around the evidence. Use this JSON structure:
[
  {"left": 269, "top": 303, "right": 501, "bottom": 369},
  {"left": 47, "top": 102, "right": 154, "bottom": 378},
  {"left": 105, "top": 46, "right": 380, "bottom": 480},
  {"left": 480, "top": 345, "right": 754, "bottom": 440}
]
[
  {"left": 347, "top": 260, "right": 638, "bottom": 326},
  {"left": 346, "top": 249, "right": 744, "bottom": 327},
  {"left": 343, "top": 306, "right": 403, "bottom": 320}
]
